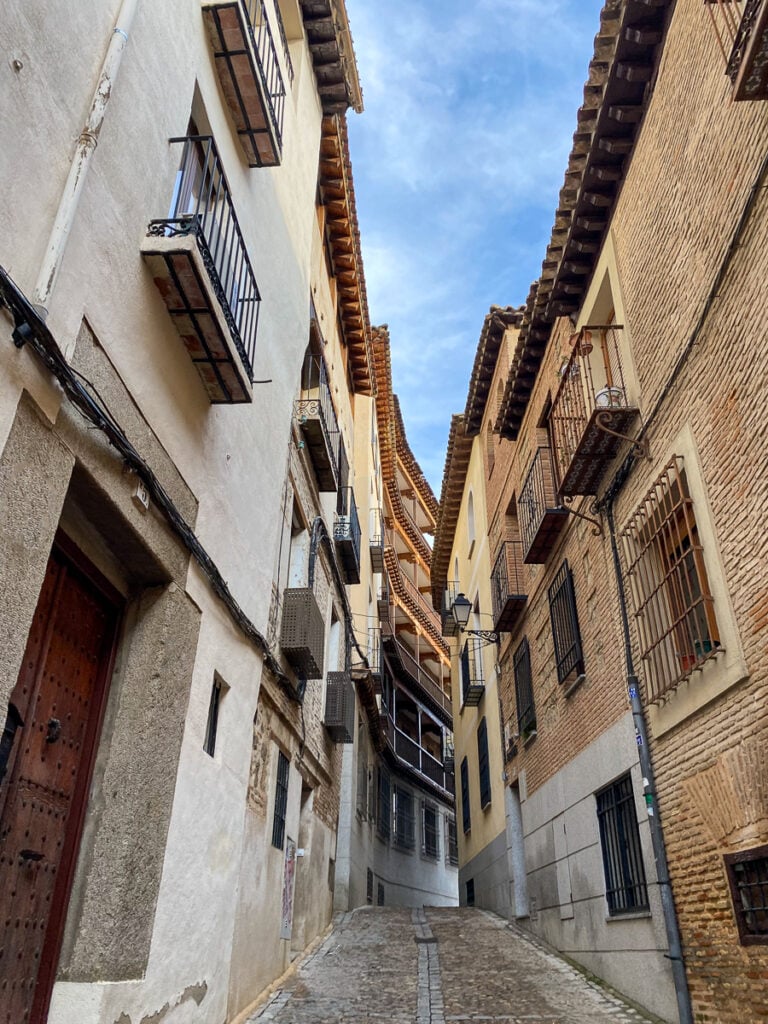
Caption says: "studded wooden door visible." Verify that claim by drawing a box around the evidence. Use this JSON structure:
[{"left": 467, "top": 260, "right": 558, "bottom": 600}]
[{"left": 0, "top": 537, "right": 121, "bottom": 1024}]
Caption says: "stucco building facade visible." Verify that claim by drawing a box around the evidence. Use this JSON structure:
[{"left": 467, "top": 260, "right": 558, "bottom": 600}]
[{"left": 0, "top": 2, "right": 458, "bottom": 1022}]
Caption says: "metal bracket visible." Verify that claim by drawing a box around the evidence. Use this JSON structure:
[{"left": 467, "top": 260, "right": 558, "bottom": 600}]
[
  {"left": 463, "top": 629, "right": 500, "bottom": 645},
  {"left": 595, "top": 410, "right": 651, "bottom": 461},
  {"left": 563, "top": 496, "right": 603, "bottom": 536}
]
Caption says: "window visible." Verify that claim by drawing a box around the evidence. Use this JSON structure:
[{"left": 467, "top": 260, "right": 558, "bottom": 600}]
[
  {"left": 271, "top": 749, "right": 290, "bottom": 849},
  {"left": 466, "top": 878, "right": 475, "bottom": 906},
  {"left": 393, "top": 785, "right": 415, "bottom": 850},
  {"left": 422, "top": 801, "right": 439, "bottom": 859},
  {"left": 366, "top": 868, "right": 374, "bottom": 905},
  {"left": 356, "top": 719, "right": 368, "bottom": 819},
  {"left": 460, "top": 756, "right": 471, "bottom": 834},
  {"left": 724, "top": 845, "right": 768, "bottom": 945},
  {"left": 548, "top": 560, "right": 584, "bottom": 683},
  {"left": 376, "top": 766, "right": 391, "bottom": 841},
  {"left": 477, "top": 717, "right": 491, "bottom": 809},
  {"left": 513, "top": 637, "right": 536, "bottom": 739},
  {"left": 596, "top": 774, "right": 649, "bottom": 916},
  {"left": 377, "top": 882, "right": 385, "bottom": 906},
  {"left": 445, "top": 814, "right": 459, "bottom": 866},
  {"left": 203, "top": 676, "right": 222, "bottom": 757},
  {"left": 467, "top": 491, "right": 476, "bottom": 555},
  {"left": 621, "top": 456, "right": 720, "bottom": 704},
  {"left": 486, "top": 422, "right": 495, "bottom": 475}
]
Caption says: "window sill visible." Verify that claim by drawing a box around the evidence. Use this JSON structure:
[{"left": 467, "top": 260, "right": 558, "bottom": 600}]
[
  {"left": 647, "top": 648, "right": 748, "bottom": 738},
  {"left": 564, "top": 672, "right": 586, "bottom": 698},
  {"left": 605, "top": 909, "right": 652, "bottom": 923}
]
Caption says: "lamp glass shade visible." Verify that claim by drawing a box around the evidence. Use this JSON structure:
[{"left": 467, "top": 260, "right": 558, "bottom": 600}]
[{"left": 451, "top": 592, "right": 472, "bottom": 630}]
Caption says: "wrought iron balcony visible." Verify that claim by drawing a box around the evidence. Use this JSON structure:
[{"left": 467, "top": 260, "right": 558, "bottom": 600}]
[
  {"left": 295, "top": 354, "right": 344, "bottom": 491},
  {"left": 324, "top": 671, "right": 355, "bottom": 743},
  {"left": 201, "top": 0, "right": 286, "bottom": 166},
  {"left": 369, "top": 508, "right": 384, "bottom": 572},
  {"left": 141, "top": 136, "right": 261, "bottom": 404},
  {"left": 518, "top": 447, "right": 568, "bottom": 563},
  {"left": 377, "top": 578, "right": 392, "bottom": 624},
  {"left": 550, "top": 326, "right": 640, "bottom": 496},
  {"left": 383, "top": 634, "right": 452, "bottom": 725},
  {"left": 460, "top": 639, "right": 485, "bottom": 707},
  {"left": 280, "top": 587, "right": 325, "bottom": 678},
  {"left": 490, "top": 541, "right": 527, "bottom": 633},
  {"left": 706, "top": 0, "right": 768, "bottom": 100},
  {"left": 384, "top": 716, "right": 453, "bottom": 795},
  {"left": 334, "top": 487, "right": 361, "bottom": 585},
  {"left": 368, "top": 627, "right": 382, "bottom": 689}
]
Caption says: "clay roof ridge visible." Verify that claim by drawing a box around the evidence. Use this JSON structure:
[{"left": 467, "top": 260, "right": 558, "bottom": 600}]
[
  {"left": 431, "top": 413, "right": 474, "bottom": 609},
  {"left": 464, "top": 304, "right": 524, "bottom": 436}
]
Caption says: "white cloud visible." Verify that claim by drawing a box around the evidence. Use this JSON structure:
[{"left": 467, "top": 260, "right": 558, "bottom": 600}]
[{"left": 346, "top": 0, "right": 605, "bottom": 489}]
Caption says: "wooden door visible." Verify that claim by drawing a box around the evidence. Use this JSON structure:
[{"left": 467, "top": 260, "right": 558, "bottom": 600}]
[{"left": 0, "top": 536, "right": 121, "bottom": 1024}]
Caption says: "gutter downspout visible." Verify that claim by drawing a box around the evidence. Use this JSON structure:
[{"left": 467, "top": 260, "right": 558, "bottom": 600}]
[
  {"left": 32, "top": 0, "right": 139, "bottom": 316},
  {"left": 604, "top": 499, "right": 694, "bottom": 1024}
]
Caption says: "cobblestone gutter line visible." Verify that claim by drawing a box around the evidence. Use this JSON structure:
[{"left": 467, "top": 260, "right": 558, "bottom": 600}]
[{"left": 413, "top": 907, "right": 445, "bottom": 1024}]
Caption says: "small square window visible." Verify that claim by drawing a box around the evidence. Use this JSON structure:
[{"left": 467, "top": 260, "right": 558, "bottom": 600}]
[{"left": 725, "top": 845, "right": 768, "bottom": 945}]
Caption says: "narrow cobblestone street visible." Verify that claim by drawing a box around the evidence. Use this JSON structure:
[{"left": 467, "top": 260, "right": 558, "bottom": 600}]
[{"left": 246, "top": 907, "right": 659, "bottom": 1024}]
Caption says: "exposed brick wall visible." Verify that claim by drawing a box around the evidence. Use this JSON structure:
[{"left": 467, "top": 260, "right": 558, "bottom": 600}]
[{"left": 485, "top": 3, "right": 768, "bottom": 1016}]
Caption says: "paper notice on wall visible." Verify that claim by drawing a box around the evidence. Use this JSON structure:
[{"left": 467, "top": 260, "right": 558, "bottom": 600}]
[{"left": 280, "top": 837, "right": 297, "bottom": 940}]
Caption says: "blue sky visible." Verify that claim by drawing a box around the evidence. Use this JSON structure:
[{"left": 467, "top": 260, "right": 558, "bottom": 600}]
[{"left": 345, "top": 0, "right": 605, "bottom": 492}]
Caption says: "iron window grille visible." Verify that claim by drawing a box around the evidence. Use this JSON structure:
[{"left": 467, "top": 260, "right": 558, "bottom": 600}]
[
  {"left": 271, "top": 749, "right": 290, "bottom": 849},
  {"left": 393, "top": 785, "right": 415, "bottom": 850},
  {"left": 548, "top": 560, "right": 584, "bottom": 683},
  {"left": 203, "top": 676, "right": 222, "bottom": 757},
  {"left": 596, "top": 774, "right": 649, "bottom": 916},
  {"left": 366, "top": 868, "right": 374, "bottom": 905},
  {"left": 621, "top": 456, "right": 720, "bottom": 704},
  {"left": 377, "top": 882, "right": 385, "bottom": 906},
  {"left": 445, "top": 814, "right": 459, "bottom": 867},
  {"left": 356, "top": 723, "right": 367, "bottom": 819},
  {"left": 148, "top": 135, "right": 261, "bottom": 379},
  {"left": 376, "top": 766, "right": 391, "bottom": 841},
  {"left": 724, "top": 844, "right": 768, "bottom": 945},
  {"left": 513, "top": 637, "right": 536, "bottom": 739},
  {"left": 460, "top": 756, "right": 471, "bottom": 834},
  {"left": 477, "top": 717, "right": 491, "bottom": 809},
  {"left": 422, "top": 801, "right": 440, "bottom": 859}
]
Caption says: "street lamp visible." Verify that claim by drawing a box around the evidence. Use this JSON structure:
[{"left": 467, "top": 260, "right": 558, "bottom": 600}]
[{"left": 451, "top": 592, "right": 499, "bottom": 645}]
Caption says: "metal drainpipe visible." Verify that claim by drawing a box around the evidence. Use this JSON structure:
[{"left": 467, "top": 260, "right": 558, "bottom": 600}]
[
  {"left": 604, "top": 500, "right": 694, "bottom": 1024},
  {"left": 32, "top": 0, "right": 139, "bottom": 316}
]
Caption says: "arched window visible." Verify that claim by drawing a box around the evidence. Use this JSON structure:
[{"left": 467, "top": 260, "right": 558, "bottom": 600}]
[
  {"left": 486, "top": 422, "right": 495, "bottom": 475},
  {"left": 467, "top": 491, "right": 476, "bottom": 555}
]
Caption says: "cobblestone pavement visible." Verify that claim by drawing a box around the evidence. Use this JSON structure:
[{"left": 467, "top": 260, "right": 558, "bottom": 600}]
[{"left": 246, "top": 906, "right": 659, "bottom": 1024}]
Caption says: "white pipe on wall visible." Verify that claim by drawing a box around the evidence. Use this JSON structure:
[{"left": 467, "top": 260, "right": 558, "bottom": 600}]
[{"left": 33, "top": 0, "right": 139, "bottom": 315}]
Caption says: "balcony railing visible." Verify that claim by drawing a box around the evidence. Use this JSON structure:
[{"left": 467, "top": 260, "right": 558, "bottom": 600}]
[
  {"left": 490, "top": 541, "right": 527, "bottom": 633},
  {"left": 400, "top": 568, "right": 442, "bottom": 637},
  {"left": 550, "top": 326, "right": 639, "bottom": 497},
  {"left": 385, "top": 718, "right": 453, "bottom": 794},
  {"left": 369, "top": 508, "right": 384, "bottom": 572},
  {"left": 384, "top": 634, "right": 452, "bottom": 724},
  {"left": 378, "top": 577, "right": 392, "bottom": 624},
  {"left": 368, "top": 627, "right": 382, "bottom": 685},
  {"left": 334, "top": 487, "right": 361, "bottom": 585},
  {"left": 141, "top": 135, "right": 261, "bottom": 404},
  {"left": 706, "top": 0, "right": 768, "bottom": 100},
  {"left": 518, "top": 447, "right": 568, "bottom": 564},
  {"left": 201, "top": 0, "right": 286, "bottom": 166},
  {"left": 460, "top": 640, "right": 485, "bottom": 707},
  {"left": 296, "top": 354, "right": 344, "bottom": 492}
]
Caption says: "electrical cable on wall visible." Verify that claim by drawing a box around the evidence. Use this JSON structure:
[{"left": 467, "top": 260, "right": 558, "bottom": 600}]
[{"left": 0, "top": 264, "right": 303, "bottom": 702}]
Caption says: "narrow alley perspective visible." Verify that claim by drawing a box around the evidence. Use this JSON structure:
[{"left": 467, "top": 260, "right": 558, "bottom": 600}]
[
  {"left": 246, "top": 907, "right": 657, "bottom": 1024},
  {"left": 2, "top": 0, "right": 768, "bottom": 1023}
]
